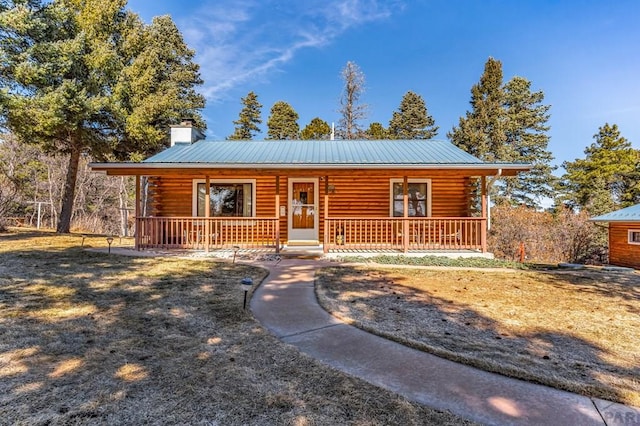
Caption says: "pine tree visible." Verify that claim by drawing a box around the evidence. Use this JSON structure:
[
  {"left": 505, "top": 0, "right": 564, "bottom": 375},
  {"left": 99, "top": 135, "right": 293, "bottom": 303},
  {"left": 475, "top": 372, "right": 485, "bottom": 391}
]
[
  {"left": 364, "top": 122, "right": 389, "bottom": 140},
  {"left": 114, "top": 14, "right": 205, "bottom": 159},
  {"left": 301, "top": 117, "right": 331, "bottom": 140},
  {"left": 448, "top": 57, "right": 507, "bottom": 161},
  {"left": 621, "top": 164, "right": 640, "bottom": 205},
  {"left": 266, "top": 101, "right": 299, "bottom": 140},
  {"left": 1, "top": 1, "right": 205, "bottom": 232},
  {"left": 500, "top": 76, "right": 555, "bottom": 206},
  {"left": 228, "top": 91, "right": 262, "bottom": 140},
  {"left": 388, "top": 91, "right": 438, "bottom": 139},
  {"left": 560, "top": 123, "right": 639, "bottom": 215},
  {"left": 337, "top": 61, "right": 367, "bottom": 140},
  {"left": 448, "top": 58, "right": 555, "bottom": 209}
]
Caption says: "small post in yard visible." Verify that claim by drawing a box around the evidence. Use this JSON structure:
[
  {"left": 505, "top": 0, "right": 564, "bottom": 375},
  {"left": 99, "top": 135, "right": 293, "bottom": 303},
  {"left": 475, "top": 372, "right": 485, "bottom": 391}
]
[
  {"left": 106, "top": 237, "right": 114, "bottom": 254},
  {"left": 241, "top": 278, "right": 253, "bottom": 310},
  {"left": 232, "top": 246, "right": 240, "bottom": 263},
  {"left": 26, "top": 201, "right": 52, "bottom": 229}
]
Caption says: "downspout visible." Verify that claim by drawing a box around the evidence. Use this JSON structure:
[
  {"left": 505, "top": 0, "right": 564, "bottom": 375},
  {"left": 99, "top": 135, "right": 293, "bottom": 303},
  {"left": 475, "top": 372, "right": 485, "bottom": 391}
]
[
  {"left": 485, "top": 169, "right": 502, "bottom": 231},
  {"left": 135, "top": 175, "right": 140, "bottom": 250}
]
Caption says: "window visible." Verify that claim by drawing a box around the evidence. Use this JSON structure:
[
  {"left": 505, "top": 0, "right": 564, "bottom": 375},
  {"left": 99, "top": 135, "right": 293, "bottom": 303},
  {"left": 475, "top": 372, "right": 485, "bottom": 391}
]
[
  {"left": 390, "top": 179, "right": 431, "bottom": 217},
  {"left": 193, "top": 180, "right": 255, "bottom": 217},
  {"left": 629, "top": 230, "right": 640, "bottom": 245}
]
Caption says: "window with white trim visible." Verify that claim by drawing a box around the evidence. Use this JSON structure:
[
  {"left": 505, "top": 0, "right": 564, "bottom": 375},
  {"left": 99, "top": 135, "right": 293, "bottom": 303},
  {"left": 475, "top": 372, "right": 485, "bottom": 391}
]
[
  {"left": 193, "top": 179, "right": 256, "bottom": 217},
  {"left": 629, "top": 230, "right": 640, "bottom": 245},
  {"left": 390, "top": 179, "right": 431, "bottom": 217}
]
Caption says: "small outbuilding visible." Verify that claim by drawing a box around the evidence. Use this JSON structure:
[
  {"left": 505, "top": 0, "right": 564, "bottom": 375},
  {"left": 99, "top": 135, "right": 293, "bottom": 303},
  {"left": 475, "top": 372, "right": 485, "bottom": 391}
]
[{"left": 591, "top": 204, "right": 640, "bottom": 269}]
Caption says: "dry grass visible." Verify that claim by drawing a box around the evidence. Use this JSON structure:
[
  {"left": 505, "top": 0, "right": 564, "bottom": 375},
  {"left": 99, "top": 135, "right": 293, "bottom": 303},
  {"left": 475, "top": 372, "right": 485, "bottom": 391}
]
[
  {"left": 316, "top": 265, "right": 640, "bottom": 406},
  {"left": 0, "top": 229, "right": 472, "bottom": 425}
]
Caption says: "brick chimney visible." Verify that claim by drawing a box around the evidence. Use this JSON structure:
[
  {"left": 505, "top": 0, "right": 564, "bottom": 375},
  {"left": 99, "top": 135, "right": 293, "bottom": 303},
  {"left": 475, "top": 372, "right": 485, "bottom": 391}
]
[{"left": 170, "top": 119, "right": 205, "bottom": 146}]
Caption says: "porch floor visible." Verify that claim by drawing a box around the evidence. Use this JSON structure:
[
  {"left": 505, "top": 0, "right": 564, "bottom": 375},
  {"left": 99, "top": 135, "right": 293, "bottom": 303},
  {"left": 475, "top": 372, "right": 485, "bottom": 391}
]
[
  {"left": 202, "top": 246, "right": 494, "bottom": 260},
  {"left": 323, "top": 249, "right": 493, "bottom": 259}
]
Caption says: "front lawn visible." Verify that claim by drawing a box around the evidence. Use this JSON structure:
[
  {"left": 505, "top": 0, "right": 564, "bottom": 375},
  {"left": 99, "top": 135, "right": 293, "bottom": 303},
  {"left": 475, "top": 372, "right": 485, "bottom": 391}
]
[
  {"left": 0, "top": 230, "right": 471, "bottom": 425},
  {"left": 316, "top": 265, "right": 640, "bottom": 406}
]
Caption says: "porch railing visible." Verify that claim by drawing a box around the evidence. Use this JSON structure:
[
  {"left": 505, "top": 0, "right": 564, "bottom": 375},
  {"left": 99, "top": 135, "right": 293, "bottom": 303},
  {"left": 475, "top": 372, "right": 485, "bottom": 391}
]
[
  {"left": 135, "top": 217, "right": 280, "bottom": 251},
  {"left": 134, "top": 216, "right": 486, "bottom": 253},
  {"left": 324, "top": 217, "right": 487, "bottom": 253}
]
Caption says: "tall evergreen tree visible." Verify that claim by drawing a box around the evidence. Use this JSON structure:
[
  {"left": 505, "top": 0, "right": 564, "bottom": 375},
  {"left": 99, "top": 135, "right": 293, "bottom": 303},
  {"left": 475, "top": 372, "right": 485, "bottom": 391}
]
[
  {"left": 621, "top": 164, "right": 640, "bottom": 205},
  {"left": 337, "top": 61, "right": 367, "bottom": 140},
  {"left": 2, "top": 0, "right": 125, "bottom": 226},
  {"left": 388, "top": 91, "right": 438, "bottom": 139},
  {"left": 500, "top": 76, "right": 555, "bottom": 206},
  {"left": 560, "top": 123, "right": 639, "bottom": 215},
  {"left": 448, "top": 57, "right": 507, "bottom": 161},
  {"left": 448, "top": 57, "right": 555, "bottom": 209},
  {"left": 266, "top": 101, "right": 299, "bottom": 140},
  {"left": 364, "top": 122, "right": 389, "bottom": 140},
  {"left": 228, "top": 91, "right": 262, "bottom": 140},
  {"left": 1, "top": 0, "right": 205, "bottom": 233},
  {"left": 113, "top": 14, "right": 205, "bottom": 158},
  {"left": 301, "top": 117, "right": 331, "bottom": 140}
]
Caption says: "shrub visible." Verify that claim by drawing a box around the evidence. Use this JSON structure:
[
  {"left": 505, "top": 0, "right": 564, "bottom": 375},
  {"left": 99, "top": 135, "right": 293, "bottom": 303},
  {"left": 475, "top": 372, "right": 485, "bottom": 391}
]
[{"left": 488, "top": 205, "right": 607, "bottom": 264}]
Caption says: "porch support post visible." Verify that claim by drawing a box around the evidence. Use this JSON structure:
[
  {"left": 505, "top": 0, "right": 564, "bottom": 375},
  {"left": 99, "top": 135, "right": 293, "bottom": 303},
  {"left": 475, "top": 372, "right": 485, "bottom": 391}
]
[
  {"left": 481, "top": 176, "right": 487, "bottom": 253},
  {"left": 205, "top": 175, "right": 210, "bottom": 252},
  {"left": 135, "top": 175, "right": 140, "bottom": 250},
  {"left": 324, "top": 175, "right": 329, "bottom": 253},
  {"left": 275, "top": 176, "right": 280, "bottom": 254},
  {"left": 403, "top": 176, "right": 409, "bottom": 253}
]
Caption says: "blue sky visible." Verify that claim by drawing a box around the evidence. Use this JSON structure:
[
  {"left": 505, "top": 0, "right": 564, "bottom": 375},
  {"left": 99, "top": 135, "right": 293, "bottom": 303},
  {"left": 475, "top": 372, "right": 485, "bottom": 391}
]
[{"left": 127, "top": 0, "right": 640, "bottom": 170}]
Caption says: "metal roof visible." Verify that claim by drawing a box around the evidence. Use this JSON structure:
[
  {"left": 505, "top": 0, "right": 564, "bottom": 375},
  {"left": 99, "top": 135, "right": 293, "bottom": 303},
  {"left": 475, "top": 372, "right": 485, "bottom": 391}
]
[
  {"left": 591, "top": 204, "right": 640, "bottom": 222},
  {"left": 144, "top": 139, "right": 483, "bottom": 165},
  {"left": 89, "top": 139, "right": 531, "bottom": 173}
]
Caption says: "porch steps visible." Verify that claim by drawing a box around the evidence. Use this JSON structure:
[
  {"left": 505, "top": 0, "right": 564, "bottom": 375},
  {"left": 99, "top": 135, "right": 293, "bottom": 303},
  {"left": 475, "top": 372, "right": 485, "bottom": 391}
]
[
  {"left": 280, "top": 245, "right": 324, "bottom": 259},
  {"left": 286, "top": 240, "right": 320, "bottom": 247}
]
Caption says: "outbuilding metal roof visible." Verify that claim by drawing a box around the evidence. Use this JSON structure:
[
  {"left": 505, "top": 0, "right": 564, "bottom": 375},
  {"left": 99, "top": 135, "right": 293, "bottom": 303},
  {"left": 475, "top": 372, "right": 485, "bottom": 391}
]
[{"left": 591, "top": 203, "right": 640, "bottom": 222}]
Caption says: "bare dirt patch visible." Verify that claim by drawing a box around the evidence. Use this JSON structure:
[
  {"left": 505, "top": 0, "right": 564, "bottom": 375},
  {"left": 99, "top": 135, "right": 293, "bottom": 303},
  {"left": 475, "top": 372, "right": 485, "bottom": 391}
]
[
  {"left": 316, "top": 265, "right": 640, "bottom": 406},
  {"left": 0, "top": 229, "right": 471, "bottom": 425}
]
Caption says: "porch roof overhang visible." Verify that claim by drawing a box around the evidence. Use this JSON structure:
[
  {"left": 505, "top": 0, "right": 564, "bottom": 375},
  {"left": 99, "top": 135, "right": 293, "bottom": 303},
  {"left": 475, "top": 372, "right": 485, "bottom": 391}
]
[{"left": 89, "top": 139, "right": 531, "bottom": 177}]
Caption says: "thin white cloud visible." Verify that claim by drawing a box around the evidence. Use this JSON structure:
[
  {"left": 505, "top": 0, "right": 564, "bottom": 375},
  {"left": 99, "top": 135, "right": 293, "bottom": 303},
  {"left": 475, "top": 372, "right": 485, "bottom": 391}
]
[
  {"left": 179, "top": 0, "right": 402, "bottom": 102},
  {"left": 328, "top": 0, "right": 396, "bottom": 29}
]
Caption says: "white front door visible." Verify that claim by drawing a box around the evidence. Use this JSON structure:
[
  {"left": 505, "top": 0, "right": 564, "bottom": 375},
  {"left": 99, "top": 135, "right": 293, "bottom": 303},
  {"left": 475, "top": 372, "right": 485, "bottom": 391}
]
[{"left": 288, "top": 178, "right": 319, "bottom": 243}]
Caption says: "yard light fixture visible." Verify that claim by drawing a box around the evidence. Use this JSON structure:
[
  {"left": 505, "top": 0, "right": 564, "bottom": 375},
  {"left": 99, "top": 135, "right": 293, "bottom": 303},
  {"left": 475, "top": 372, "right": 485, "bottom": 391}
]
[
  {"left": 106, "top": 236, "right": 114, "bottom": 254},
  {"left": 241, "top": 277, "right": 253, "bottom": 310},
  {"left": 81, "top": 234, "right": 87, "bottom": 247},
  {"left": 233, "top": 245, "right": 240, "bottom": 263}
]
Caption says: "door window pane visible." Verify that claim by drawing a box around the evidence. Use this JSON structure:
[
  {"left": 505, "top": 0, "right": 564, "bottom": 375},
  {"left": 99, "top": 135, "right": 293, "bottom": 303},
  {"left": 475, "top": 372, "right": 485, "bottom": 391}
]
[{"left": 292, "top": 182, "right": 315, "bottom": 229}]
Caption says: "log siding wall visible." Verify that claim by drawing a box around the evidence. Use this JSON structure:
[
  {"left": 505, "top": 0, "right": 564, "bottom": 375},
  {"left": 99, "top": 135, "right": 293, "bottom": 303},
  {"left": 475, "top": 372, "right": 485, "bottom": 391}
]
[
  {"left": 609, "top": 223, "right": 640, "bottom": 269},
  {"left": 146, "top": 172, "right": 474, "bottom": 243}
]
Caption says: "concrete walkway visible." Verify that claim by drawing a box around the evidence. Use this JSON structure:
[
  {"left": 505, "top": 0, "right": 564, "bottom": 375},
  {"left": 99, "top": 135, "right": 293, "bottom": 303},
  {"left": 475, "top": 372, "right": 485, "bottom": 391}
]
[{"left": 251, "top": 258, "right": 640, "bottom": 426}]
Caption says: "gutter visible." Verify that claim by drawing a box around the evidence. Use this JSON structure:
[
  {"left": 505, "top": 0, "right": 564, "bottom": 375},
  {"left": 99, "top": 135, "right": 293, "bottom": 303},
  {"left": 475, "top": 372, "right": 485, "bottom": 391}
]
[{"left": 89, "top": 162, "right": 530, "bottom": 171}]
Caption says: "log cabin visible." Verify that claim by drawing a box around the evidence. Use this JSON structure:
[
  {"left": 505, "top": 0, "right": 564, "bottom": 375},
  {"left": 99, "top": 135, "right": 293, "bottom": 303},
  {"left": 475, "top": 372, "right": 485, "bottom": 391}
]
[
  {"left": 89, "top": 122, "right": 530, "bottom": 254},
  {"left": 591, "top": 204, "right": 640, "bottom": 269}
]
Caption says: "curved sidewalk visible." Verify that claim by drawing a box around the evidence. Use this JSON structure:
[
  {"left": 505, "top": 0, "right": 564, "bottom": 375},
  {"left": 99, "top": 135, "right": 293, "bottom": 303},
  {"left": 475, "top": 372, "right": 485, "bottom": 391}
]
[{"left": 250, "top": 258, "right": 640, "bottom": 426}]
